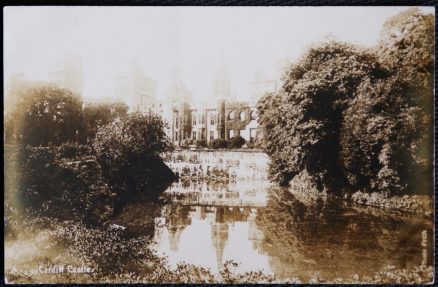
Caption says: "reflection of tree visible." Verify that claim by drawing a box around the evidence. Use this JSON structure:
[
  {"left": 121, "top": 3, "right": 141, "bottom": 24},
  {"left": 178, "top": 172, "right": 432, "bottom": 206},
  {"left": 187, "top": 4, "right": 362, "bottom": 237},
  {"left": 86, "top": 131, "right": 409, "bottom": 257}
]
[
  {"left": 112, "top": 201, "right": 164, "bottom": 239},
  {"left": 255, "top": 187, "right": 428, "bottom": 281}
]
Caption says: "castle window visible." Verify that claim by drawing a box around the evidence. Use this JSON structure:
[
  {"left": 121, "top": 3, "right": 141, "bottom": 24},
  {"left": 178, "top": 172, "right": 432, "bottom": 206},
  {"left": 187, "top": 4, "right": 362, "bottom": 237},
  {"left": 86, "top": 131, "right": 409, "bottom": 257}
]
[
  {"left": 251, "top": 110, "right": 258, "bottom": 120},
  {"left": 239, "top": 111, "right": 246, "bottom": 121},
  {"left": 228, "top": 111, "right": 235, "bottom": 120},
  {"left": 250, "top": 128, "right": 257, "bottom": 140}
]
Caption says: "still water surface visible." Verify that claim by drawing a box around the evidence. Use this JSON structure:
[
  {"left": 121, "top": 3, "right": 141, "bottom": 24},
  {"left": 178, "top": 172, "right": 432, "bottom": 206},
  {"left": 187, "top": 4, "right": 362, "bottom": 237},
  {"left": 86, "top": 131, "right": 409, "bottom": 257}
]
[{"left": 151, "top": 178, "right": 433, "bottom": 281}]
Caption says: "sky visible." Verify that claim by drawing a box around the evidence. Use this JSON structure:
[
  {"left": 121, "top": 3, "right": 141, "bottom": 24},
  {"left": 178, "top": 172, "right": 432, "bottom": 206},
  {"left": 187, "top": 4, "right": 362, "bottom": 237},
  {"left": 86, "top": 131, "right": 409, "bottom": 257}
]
[{"left": 4, "top": 6, "right": 435, "bottom": 103}]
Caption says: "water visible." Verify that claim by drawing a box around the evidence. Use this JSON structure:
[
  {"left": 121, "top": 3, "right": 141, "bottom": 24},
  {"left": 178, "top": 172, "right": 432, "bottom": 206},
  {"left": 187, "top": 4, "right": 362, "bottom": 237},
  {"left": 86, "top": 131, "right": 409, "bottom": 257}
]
[{"left": 150, "top": 151, "right": 433, "bottom": 281}]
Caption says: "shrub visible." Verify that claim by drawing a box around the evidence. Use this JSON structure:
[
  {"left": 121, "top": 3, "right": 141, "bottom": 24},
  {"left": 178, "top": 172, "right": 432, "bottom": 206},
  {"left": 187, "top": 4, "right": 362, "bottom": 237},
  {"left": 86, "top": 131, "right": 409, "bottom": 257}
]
[
  {"left": 210, "top": 138, "right": 228, "bottom": 149},
  {"left": 82, "top": 101, "right": 128, "bottom": 143},
  {"left": 228, "top": 136, "right": 245, "bottom": 149},
  {"left": 92, "top": 113, "right": 176, "bottom": 198},
  {"left": 195, "top": 140, "right": 207, "bottom": 148}
]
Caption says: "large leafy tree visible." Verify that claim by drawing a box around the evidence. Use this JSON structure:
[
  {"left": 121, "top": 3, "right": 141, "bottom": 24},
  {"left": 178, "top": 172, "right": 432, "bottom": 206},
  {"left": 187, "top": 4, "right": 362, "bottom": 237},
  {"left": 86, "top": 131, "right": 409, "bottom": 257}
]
[
  {"left": 341, "top": 8, "right": 434, "bottom": 195},
  {"left": 258, "top": 42, "right": 385, "bottom": 192},
  {"left": 7, "top": 86, "right": 83, "bottom": 146},
  {"left": 258, "top": 9, "right": 433, "bottom": 196}
]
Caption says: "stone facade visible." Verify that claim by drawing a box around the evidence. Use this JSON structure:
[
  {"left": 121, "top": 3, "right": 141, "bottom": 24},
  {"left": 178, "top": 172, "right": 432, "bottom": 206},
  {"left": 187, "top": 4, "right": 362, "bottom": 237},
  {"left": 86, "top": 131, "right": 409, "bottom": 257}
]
[{"left": 171, "top": 100, "right": 259, "bottom": 146}]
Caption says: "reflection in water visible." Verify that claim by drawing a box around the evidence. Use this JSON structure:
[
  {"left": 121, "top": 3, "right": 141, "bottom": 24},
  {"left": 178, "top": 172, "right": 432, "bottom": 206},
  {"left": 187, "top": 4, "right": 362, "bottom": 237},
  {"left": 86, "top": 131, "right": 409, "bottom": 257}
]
[
  {"left": 256, "top": 187, "right": 433, "bottom": 281},
  {"left": 152, "top": 179, "right": 433, "bottom": 280},
  {"left": 165, "top": 150, "right": 270, "bottom": 180}
]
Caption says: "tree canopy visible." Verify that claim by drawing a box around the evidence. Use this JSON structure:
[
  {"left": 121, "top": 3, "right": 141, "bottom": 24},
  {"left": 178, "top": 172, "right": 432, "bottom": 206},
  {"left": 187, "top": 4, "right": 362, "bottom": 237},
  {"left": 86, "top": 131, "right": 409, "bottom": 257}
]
[
  {"left": 6, "top": 86, "right": 83, "bottom": 146},
  {"left": 257, "top": 9, "right": 434, "bottom": 196}
]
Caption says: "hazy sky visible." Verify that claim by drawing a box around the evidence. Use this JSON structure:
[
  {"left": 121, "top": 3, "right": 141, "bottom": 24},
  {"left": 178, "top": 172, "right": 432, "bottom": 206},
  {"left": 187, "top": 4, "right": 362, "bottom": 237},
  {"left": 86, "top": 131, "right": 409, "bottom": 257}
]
[{"left": 4, "top": 6, "right": 434, "bottom": 102}]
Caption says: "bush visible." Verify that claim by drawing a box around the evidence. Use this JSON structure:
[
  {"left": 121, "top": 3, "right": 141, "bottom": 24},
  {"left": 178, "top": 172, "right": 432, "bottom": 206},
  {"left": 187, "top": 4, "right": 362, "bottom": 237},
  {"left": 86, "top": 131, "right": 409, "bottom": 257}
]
[
  {"left": 82, "top": 101, "right": 128, "bottom": 143},
  {"left": 245, "top": 139, "right": 257, "bottom": 149},
  {"left": 228, "top": 136, "right": 246, "bottom": 149},
  {"left": 195, "top": 140, "right": 207, "bottom": 148},
  {"left": 56, "top": 142, "right": 93, "bottom": 160},
  {"left": 92, "top": 113, "right": 176, "bottom": 198},
  {"left": 210, "top": 138, "right": 228, "bottom": 149}
]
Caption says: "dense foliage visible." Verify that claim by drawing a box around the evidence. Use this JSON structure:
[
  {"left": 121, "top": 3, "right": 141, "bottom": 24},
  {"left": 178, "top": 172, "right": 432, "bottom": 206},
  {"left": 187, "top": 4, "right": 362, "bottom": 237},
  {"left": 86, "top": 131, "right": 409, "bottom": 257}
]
[
  {"left": 5, "top": 91, "right": 174, "bottom": 222},
  {"left": 92, "top": 113, "right": 175, "bottom": 199},
  {"left": 257, "top": 9, "right": 433, "bottom": 195},
  {"left": 4, "top": 85, "right": 130, "bottom": 146},
  {"left": 5, "top": 87, "right": 83, "bottom": 146},
  {"left": 210, "top": 138, "right": 229, "bottom": 149},
  {"left": 82, "top": 101, "right": 128, "bottom": 143},
  {"left": 228, "top": 136, "right": 246, "bottom": 149}
]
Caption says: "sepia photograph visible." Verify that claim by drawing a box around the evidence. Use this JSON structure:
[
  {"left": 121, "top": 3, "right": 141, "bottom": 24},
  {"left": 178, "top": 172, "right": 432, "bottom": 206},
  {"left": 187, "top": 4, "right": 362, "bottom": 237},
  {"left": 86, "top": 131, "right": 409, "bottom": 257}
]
[{"left": 3, "top": 5, "right": 435, "bottom": 284}]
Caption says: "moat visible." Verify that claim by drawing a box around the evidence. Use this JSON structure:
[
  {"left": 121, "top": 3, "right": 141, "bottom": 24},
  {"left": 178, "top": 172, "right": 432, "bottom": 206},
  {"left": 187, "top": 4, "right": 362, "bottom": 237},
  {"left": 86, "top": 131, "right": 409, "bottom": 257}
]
[{"left": 146, "top": 151, "right": 434, "bottom": 281}]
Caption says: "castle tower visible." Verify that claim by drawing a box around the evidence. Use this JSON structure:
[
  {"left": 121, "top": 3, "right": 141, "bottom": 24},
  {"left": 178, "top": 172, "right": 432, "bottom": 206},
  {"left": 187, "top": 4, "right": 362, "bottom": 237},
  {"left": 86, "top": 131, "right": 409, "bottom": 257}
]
[
  {"left": 167, "top": 67, "right": 192, "bottom": 106},
  {"left": 213, "top": 57, "right": 234, "bottom": 102}
]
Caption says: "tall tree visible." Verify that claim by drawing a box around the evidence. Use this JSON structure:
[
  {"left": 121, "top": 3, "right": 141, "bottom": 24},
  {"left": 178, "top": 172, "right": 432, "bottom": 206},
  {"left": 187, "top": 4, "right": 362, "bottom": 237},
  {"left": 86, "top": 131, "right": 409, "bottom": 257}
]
[
  {"left": 8, "top": 86, "right": 83, "bottom": 146},
  {"left": 258, "top": 9, "right": 434, "bottom": 196},
  {"left": 341, "top": 8, "right": 434, "bottom": 195},
  {"left": 258, "top": 42, "right": 384, "bottom": 192}
]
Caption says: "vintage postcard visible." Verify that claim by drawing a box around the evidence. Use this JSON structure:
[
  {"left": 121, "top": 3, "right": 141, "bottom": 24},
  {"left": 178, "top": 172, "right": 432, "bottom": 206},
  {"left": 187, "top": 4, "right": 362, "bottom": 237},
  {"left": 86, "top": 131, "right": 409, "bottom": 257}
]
[{"left": 4, "top": 6, "right": 435, "bottom": 284}]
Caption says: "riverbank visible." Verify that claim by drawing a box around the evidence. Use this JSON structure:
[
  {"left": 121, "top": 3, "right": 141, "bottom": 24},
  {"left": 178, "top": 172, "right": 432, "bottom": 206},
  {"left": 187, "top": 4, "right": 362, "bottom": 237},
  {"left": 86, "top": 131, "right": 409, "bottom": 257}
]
[{"left": 288, "top": 182, "right": 433, "bottom": 217}]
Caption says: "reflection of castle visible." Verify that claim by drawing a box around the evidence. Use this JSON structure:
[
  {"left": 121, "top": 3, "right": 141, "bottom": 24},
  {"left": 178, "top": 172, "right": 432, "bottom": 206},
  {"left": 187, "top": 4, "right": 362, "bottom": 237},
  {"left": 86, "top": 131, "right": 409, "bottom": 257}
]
[
  {"left": 162, "top": 204, "right": 262, "bottom": 270},
  {"left": 165, "top": 205, "right": 192, "bottom": 251},
  {"left": 165, "top": 179, "right": 269, "bottom": 207}
]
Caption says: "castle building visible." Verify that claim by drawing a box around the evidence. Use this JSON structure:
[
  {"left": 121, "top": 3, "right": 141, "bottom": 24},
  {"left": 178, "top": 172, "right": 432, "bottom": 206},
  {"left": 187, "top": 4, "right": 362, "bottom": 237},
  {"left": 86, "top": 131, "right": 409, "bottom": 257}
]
[
  {"left": 170, "top": 69, "right": 274, "bottom": 147},
  {"left": 249, "top": 70, "right": 278, "bottom": 105},
  {"left": 114, "top": 65, "right": 157, "bottom": 113},
  {"left": 178, "top": 100, "right": 258, "bottom": 144},
  {"left": 48, "top": 55, "right": 84, "bottom": 95}
]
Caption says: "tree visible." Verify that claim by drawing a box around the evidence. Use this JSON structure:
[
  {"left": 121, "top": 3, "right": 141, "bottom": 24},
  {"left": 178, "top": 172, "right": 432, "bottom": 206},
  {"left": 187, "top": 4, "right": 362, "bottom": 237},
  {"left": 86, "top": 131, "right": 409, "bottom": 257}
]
[
  {"left": 7, "top": 86, "right": 83, "bottom": 146},
  {"left": 92, "top": 113, "right": 175, "bottom": 198},
  {"left": 258, "top": 9, "right": 434, "bottom": 196},
  {"left": 341, "top": 8, "right": 434, "bottom": 195},
  {"left": 258, "top": 41, "right": 384, "bottom": 191},
  {"left": 82, "top": 101, "right": 128, "bottom": 143}
]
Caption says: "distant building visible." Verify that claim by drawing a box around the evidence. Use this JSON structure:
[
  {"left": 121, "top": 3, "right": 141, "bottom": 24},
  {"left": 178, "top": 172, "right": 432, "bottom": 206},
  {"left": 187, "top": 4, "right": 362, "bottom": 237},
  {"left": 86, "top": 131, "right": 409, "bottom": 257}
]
[
  {"left": 213, "top": 61, "right": 234, "bottom": 102},
  {"left": 171, "top": 62, "right": 259, "bottom": 146},
  {"left": 249, "top": 70, "right": 277, "bottom": 105},
  {"left": 167, "top": 67, "right": 192, "bottom": 106},
  {"left": 114, "top": 67, "right": 157, "bottom": 113},
  {"left": 224, "top": 101, "right": 258, "bottom": 142},
  {"left": 48, "top": 55, "right": 84, "bottom": 95},
  {"left": 171, "top": 100, "right": 259, "bottom": 146}
]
